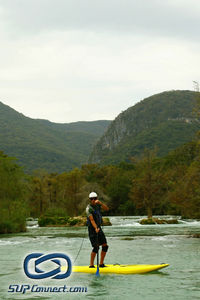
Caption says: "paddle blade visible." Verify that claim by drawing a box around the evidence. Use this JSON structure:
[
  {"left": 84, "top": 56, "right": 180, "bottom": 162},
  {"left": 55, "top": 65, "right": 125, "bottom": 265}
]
[
  {"left": 96, "top": 233, "right": 100, "bottom": 276},
  {"left": 96, "top": 266, "right": 100, "bottom": 277}
]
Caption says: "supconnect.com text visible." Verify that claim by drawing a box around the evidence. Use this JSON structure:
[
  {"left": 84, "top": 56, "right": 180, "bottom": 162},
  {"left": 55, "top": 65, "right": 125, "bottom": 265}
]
[{"left": 8, "top": 284, "right": 88, "bottom": 294}]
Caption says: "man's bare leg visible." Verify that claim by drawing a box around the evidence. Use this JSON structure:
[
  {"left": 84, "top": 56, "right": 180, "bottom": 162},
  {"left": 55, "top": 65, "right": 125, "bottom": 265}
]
[{"left": 90, "top": 251, "right": 96, "bottom": 266}]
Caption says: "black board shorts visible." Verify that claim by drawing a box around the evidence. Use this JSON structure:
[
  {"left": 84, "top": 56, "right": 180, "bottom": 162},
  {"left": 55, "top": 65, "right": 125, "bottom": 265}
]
[{"left": 88, "top": 227, "right": 107, "bottom": 247}]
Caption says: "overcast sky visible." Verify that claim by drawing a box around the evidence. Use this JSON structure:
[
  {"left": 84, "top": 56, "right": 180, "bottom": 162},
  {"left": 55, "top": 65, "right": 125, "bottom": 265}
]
[{"left": 0, "top": 0, "right": 200, "bottom": 123}]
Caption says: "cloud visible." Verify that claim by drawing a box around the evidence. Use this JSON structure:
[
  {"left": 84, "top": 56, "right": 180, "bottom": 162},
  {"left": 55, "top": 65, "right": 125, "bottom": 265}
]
[
  {"left": 0, "top": 0, "right": 199, "bottom": 122},
  {"left": 1, "top": 0, "right": 200, "bottom": 40}
]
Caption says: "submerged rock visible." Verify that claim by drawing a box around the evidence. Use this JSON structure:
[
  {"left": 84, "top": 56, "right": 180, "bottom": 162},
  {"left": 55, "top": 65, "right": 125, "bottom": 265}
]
[
  {"left": 102, "top": 217, "right": 112, "bottom": 226},
  {"left": 191, "top": 233, "right": 200, "bottom": 238},
  {"left": 140, "top": 217, "right": 178, "bottom": 225}
]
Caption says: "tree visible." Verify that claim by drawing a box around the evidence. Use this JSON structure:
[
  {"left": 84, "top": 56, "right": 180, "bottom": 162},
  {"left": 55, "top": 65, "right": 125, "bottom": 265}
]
[
  {"left": 105, "top": 167, "right": 135, "bottom": 215},
  {"left": 59, "top": 168, "right": 86, "bottom": 216},
  {"left": 0, "top": 152, "right": 28, "bottom": 233},
  {"left": 29, "top": 170, "right": 50, "bottom": 217},
  {"left": 168, "top": 150, "right": 200, "bottom": 218},
  {"left": 130, "top": 149, "right": 167, "bottom": 218}
]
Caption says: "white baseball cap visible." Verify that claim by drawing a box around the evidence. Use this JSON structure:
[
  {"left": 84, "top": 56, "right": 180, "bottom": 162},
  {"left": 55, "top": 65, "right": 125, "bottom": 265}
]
[{"left": 89, "top": 192, "right": 97, "bottom": 199}]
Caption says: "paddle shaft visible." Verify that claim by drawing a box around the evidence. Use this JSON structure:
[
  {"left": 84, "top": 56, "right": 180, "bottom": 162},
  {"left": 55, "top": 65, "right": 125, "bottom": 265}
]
[
  {"left": 96, "top": 232, "right": 100, "bottom": 276},
  {"left": 97, "top": 247, "right": 99, "bottom": 267}
]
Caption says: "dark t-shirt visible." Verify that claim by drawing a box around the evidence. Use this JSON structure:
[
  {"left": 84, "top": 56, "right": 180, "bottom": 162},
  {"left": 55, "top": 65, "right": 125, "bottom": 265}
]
[{"left": 86, "top": 203, "right": 102, "bottom": 229}]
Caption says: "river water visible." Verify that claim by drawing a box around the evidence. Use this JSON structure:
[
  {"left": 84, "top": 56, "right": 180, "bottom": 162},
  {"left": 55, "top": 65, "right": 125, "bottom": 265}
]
[{"left": 0, "top": 216, "right": 199, "bottom": 300}]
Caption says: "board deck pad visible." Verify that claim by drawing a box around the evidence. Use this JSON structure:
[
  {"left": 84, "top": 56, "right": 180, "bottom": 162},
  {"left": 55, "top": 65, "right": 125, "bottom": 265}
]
[{"left": 61, "top": 264, "right": 169, "bottom": 274}]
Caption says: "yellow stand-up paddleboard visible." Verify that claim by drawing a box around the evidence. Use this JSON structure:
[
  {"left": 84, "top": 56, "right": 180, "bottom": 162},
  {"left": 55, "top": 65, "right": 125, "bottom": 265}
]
[{"left": 62, "top": 264, "right": 169, "bottom": 274}]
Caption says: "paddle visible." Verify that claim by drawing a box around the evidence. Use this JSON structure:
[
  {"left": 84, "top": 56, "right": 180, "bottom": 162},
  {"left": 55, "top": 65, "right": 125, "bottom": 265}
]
[{"left": 96, "top": 233, "right": 100, "bottom": 277}]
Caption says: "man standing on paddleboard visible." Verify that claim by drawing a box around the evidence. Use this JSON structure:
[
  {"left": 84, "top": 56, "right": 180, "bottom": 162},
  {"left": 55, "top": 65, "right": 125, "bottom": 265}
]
[{"left": 86, "top": 192, "right": 109, "bottom": 268}]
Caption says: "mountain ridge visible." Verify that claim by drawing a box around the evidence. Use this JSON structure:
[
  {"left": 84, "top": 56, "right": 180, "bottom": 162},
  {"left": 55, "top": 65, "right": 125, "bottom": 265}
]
[
  {"left": 89, "top": 90, "right": 200, "bottom": 164},
  {"left": 0, "top": 101, "right": 111, "bottom": 172}
]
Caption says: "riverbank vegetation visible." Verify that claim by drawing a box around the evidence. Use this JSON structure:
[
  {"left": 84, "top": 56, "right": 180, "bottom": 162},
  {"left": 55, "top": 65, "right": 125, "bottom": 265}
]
[
  {"left": 1, "top": 136, "right": 200, "bottom": 233},
  {"left": 29, "top": 139, "right": 200, "bottom": 220},
  {"left": 0, "top": 152, "right": 28, "bottom": 233}
]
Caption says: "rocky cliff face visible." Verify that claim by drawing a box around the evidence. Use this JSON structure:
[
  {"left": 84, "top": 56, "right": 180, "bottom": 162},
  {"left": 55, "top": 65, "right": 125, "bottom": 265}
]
[
  {"left": 102, "top": 116, "right": 128, "bottom": 149},
  {"left": 89, "top": 114, "right": 128, "bottom": 162},
  {"left": 89, "top": 90, "right": 200, "bottom": 164}
]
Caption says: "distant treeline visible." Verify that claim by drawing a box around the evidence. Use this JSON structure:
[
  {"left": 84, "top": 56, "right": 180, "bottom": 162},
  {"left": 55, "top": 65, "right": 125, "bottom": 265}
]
[{"left": 1, "top": 137, "right": 200, "bottom": 233}]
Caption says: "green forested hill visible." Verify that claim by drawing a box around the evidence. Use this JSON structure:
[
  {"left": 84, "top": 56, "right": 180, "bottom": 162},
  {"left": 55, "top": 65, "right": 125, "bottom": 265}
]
[
  {"left": 89, "top": 90, "right": 200, "bottom": 164},
  {"left": 0, "top": 101, "right": 111, "bottom": 172}
]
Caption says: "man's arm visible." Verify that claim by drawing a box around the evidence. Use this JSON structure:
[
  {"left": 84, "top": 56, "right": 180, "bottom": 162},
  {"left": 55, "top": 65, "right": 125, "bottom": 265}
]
[
  {"left": 95, "top": 200, "right": 109, "bottom": 211},
  {"left": 89, "top": 215, "right": 100, "bottom": 233}
]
